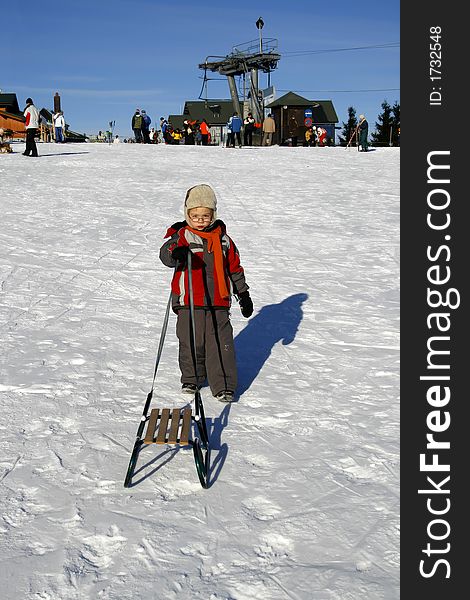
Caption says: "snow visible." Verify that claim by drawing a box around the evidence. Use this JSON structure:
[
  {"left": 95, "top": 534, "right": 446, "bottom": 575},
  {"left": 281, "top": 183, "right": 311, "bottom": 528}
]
[{"left": 0, "top": 141, "right": 399, "bottom": 599}]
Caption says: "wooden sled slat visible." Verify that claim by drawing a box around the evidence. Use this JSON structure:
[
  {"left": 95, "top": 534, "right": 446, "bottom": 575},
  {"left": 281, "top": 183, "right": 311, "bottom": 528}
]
[
  {"left": 168, "top": 408, "right": 181, "bottom": 444},
  {"left": 156, "top": 408, "right": 171, "bottom": 444},
  {"left": 144, "top": 408, "right": 159, "bottom": 444},
  {"left": 179, "top": 408, "right": 192, "bottom": 445}
]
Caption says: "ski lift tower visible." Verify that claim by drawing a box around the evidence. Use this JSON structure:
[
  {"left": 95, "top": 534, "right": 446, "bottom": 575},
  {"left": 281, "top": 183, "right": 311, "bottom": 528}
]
[{"left": 198, "top": 17, "right": 280, "bottom": 124}]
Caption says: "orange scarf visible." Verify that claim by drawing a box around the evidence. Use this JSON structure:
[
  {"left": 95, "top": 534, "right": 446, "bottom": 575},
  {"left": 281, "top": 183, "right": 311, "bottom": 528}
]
[{"left": 187, "top": 225, "right": 229, "bottom": 299}]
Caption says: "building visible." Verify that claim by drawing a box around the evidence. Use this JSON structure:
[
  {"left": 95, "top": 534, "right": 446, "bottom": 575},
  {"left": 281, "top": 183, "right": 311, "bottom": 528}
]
[
  {"left": 169, "top": 99, "right": 250, "bottom": 145},
  {"left": 0, "top": 93, "right": 26, "bottom": 139},
  {"left": 167, "top": 92, "right": 338, "bottom": 146},
  {"left": 0, "top": 92, "right": 86, "bottom": 142},
  {"left": 265, "top": 92, "right": 339, "bottom": 146}
]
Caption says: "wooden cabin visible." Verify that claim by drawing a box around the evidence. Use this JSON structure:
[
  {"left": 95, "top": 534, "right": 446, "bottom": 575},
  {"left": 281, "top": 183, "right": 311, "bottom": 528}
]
[
  {"left": 0, "top": 93, "right": 26, "bottom": 139},
  {"left": 265, "top": 92, "right": 339, "bottom": 146}
]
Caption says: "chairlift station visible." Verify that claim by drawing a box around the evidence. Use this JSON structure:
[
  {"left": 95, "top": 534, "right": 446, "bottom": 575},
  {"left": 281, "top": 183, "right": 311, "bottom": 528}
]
[{"left": 198, "top": 18, "right": 281, "bottom": 123}]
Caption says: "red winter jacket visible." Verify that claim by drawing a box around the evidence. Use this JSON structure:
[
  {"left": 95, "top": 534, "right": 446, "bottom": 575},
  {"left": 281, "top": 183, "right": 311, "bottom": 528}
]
[
  {"left": 199, "top": 121, "right": 210, "bottom": 135},
  {"left": 159, "top": 220, "right": 249, "bottom": 310}
]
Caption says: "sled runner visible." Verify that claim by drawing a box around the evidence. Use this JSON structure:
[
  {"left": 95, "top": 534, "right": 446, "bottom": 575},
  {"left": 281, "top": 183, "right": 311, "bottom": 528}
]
[{"left": 124, "top": 251, "right": 211, "bottom": 489}]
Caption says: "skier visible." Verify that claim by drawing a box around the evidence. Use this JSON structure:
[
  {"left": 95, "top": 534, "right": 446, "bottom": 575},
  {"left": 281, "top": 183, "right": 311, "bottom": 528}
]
[
  {"left": 358, "top": 114, "right": 369, "bottom": 152},
  {"left": 159, "top": 184, "right": 253, "bottom": 402}
]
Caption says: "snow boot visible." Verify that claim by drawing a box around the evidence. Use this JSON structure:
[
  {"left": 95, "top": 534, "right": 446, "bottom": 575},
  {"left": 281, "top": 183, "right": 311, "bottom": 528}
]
[
  {"left": 182, "top": 383, "right": 199, "bottom": 394},
  {"left": 214, "top": 390, "right": 234, "bottom": 402}
]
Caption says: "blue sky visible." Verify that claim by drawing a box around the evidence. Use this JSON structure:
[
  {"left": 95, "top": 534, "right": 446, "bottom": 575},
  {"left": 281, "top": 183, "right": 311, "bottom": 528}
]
[{"left": 4, "top": 0, "right": 399, "bottom": 138}]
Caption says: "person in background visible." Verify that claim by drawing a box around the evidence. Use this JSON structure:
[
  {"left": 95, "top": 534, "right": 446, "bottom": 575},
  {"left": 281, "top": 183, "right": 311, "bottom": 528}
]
[
  {"left": 358, "top": 114, "right": 369, "bottom": 152},
  {"left": 172, "top": 129, "right": 183, "bottom": 144},
  {"left": 227, "top": 112, "right": 242, "bottom": 148},
  {"left": 53, "top": 110, "right": 65, "bottom": 143},
  {"left": 262, "top": 113, "right": 275, "bottom": 146},
  {"left": 288, "top": 115, "right": 299, "bottom": 147},
  {"left": 23, "top": 97, "right": 39, "bottom": 157},
  {"left": 305, "top": 126, "right": 316, "bottom": 147},
  {"left": 183, "top": 120, "right": 195, "bottom": 145},
  {"left": 243, "top": 112, "right": 255, "bottom": 146},
  {"left": 113, "top": 135, "right": 121, "bottom": 144},
  {"left": 132, "top": 109, "right": 143, "bottom": 143},
  {"left": 199, "top": 119, "right": 210, "bottom": 146},
  {"left": 141, "top": 110, "right": 151, "bottom": 143},
  {"left": 159, "top": 184, "right": 253, "bottom": 402},
  {"left": 160, "top": 117, "right": 172, "bottom": 144}
]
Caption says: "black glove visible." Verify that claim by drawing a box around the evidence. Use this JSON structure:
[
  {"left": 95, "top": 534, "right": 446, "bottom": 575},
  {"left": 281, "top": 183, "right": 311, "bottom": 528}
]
[
  {"left": 238, "top": 291, "right": 253, "bottom": 318},
  {"left": 171, "top": 245, "right": 190, "bottom": 264}
]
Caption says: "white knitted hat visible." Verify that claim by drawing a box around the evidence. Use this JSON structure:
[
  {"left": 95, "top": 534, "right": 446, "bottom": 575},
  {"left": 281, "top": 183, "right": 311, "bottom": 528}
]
[{"left": 184, "top": 184, "right": 217, "bottom": 223}]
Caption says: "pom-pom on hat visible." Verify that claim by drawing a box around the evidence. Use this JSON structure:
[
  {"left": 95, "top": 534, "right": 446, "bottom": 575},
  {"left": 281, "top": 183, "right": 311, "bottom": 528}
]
[{"left": 184, "top": 184, "right": 217, "bottom": 223}]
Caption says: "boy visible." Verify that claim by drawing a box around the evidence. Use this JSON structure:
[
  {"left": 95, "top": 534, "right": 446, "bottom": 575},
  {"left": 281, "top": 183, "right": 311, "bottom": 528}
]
[{"left": 159, "top": 184, "right": 253, "bottom": 402}]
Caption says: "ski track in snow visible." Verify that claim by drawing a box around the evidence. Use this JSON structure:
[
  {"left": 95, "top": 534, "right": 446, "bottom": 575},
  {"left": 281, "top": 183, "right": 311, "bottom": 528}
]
[{"left": 0, "top": 142, "right": 399, "bottom": 599}]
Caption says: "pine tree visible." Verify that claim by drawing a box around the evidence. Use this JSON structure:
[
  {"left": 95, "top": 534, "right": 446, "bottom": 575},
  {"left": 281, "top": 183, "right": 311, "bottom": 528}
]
[
  {"left": 371, "top": 100, "right": 395, "bottom": 146},
  {"left": 338, "top": 106, "right": 358, "bottom": 146},
  {"left": 391, "top": 101, "right": 400, "bottom": 146}
]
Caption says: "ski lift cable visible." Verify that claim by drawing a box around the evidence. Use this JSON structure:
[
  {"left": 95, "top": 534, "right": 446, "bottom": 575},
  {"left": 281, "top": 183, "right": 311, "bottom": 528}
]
[
  {"left": 282, "top": 42, "right": 399, "bottom": 57},
  {"left": 277, "top": 88, "right": 400, "bottom": 93}
]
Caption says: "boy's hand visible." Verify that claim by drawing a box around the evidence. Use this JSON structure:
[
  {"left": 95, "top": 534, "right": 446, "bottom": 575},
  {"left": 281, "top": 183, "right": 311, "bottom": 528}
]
[
  {"left": 171, "top": 246, "right": 190, "bottom": 264},
  {"left": 238, "top": 291, "right": 253, "bottom": 318}
]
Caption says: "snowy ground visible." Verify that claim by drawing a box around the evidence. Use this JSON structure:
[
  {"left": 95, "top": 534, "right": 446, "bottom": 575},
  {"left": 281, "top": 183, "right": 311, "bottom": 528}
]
[{"left": 0, "top": 141, "right": 399, "bottom": 600}]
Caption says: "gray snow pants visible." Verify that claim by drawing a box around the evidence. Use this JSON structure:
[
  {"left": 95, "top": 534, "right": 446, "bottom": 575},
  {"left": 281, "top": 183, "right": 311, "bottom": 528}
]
[{"left": 176, "top": 308, "right": 237, "bottom": 396}]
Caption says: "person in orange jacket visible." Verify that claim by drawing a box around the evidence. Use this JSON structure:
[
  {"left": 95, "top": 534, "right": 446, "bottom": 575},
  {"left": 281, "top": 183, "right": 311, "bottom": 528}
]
[{"left": 199, "top": 119, "right": 210, "bottom": 145}]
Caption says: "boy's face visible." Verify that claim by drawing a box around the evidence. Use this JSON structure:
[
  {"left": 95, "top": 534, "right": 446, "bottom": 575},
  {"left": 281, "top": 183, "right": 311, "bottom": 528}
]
[{"left": 188, "top": 207, "right": 213, "bottom": 230}]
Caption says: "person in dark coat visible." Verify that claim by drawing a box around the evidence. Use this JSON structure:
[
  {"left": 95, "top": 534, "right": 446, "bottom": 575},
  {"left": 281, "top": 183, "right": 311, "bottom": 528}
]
[
  {"left": 183, "top": 120, "right": 195, "bottom": 145},
  {"left": 288, "top": 115, "right": 299, "bottom": 147},
  {"left": 243, "top": 112, "right": 255, "bottom": 146},
  {"left": 358, "top": 114, "right": 369, "bottom": 152},
  {"left": 141, "top": 110, "right": 151, "bottom": 143},
  {"left": 131, "top": 109, "right": 143, "bottom": 143}
]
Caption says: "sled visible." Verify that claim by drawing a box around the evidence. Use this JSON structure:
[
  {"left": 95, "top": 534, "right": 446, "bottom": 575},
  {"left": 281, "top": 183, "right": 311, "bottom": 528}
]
[{"left": 124, "top": 389, "right": 210, "bottom": 489}]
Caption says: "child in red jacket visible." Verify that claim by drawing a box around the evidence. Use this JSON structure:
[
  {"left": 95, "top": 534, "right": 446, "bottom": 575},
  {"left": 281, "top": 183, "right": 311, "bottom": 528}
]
[{"left": 160, "top": 184, "right": 253, "bottom": 402}]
